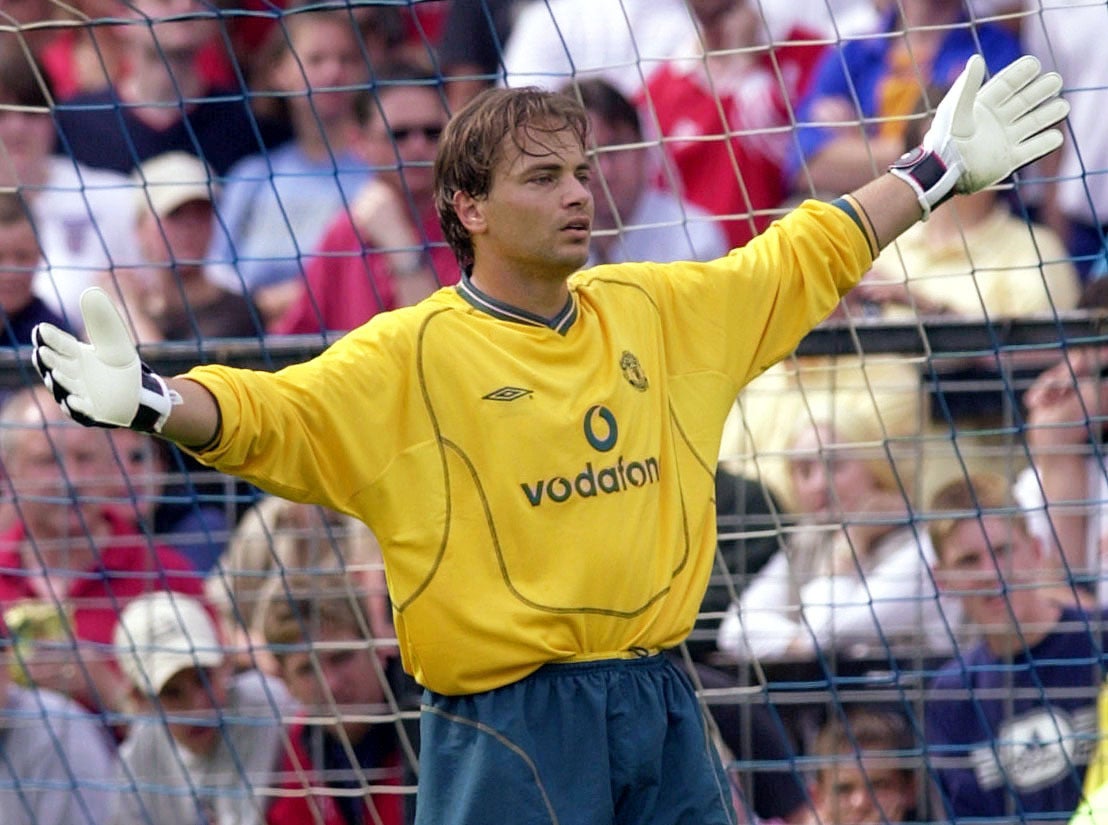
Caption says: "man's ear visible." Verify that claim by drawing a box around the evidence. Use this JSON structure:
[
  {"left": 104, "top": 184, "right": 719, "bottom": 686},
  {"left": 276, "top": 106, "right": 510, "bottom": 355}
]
[{"left": 453, "top": 190, "right": 487, "bottom": 236}]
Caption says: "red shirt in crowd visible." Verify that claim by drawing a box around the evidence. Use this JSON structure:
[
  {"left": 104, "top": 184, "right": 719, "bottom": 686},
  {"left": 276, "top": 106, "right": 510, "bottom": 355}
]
[{"left": 273, "top": 206, "right": 459, "bottom": 335}]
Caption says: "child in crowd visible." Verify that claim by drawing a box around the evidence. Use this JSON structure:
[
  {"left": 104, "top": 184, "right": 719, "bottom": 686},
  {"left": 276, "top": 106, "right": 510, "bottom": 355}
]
[
  {"left": 926, "top": 473, "right": 1106, "bottom": 821},
  {"left": 802, "top": 708, "right": 919, "bottom": 825},
  {"left": 113, "top": 591, "right": 296, "bottom": 825},
  {"left": 263, "top": 572, "right": 413, "bottom": 825}
]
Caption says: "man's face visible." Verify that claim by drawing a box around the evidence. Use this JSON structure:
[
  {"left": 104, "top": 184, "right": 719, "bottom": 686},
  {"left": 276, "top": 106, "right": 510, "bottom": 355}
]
[
  {"left": 362, "top": 87, "right": 448, "bottom": 204},
  {"left": 279, "top": 626, "right": 385, "bottom": 741},
  {"left": 587, "top": 113, "right": 645, "bottom": 233},
  {"left": 122, "top": 0, "right": 219, "bottom": 57},
  {"left": 275, "top": 15, "right": 368, "bottom": 123},
  {"left": 463, "top": 124, "right": 594, "bottom": 282},
  {"left": 815, "top": 757, "right": 914, "bottom": 825},
  {"left": 0, "top": 219, "right": 39, "bottom": 316},
  {"left": 0, "top": 108, "right": 55, "bottom": 186},
  {"left": 937, "top": 515, "right": 1039, "bottom": 631},
  {"left": 156, "top": 665, "right": 229, "bottom": 757},
  {"left": 6, "top": 415, "right": 117, "bottom": 544},
  {"left": 138, "top": 198, "right": 214, "bottom": 267}
]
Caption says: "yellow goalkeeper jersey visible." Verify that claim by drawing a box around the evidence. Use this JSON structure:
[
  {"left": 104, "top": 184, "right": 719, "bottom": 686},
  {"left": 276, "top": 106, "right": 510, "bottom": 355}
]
[{"left": 185, "top": 199, "right": 871, "bottom": 695}]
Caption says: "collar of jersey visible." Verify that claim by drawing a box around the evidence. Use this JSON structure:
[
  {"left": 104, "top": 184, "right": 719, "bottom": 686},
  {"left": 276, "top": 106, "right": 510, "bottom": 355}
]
[{"left": 455, "top": 272, "right": 578, "bottom": 335}]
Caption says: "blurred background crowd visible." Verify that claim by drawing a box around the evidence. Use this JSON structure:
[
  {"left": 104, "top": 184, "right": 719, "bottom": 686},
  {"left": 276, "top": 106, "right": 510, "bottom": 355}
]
[{"left": 2, "top": 0, "right": 1108, "bottom": 824}]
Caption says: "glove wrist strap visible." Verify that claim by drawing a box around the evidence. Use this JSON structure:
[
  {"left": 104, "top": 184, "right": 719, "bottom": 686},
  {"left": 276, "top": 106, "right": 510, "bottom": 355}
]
[
  {"left": 130, "top": 367, "right": 182, "bottom": 433},
  {"left": 888, "top": 146, "right": 961, "bottom": 221}
]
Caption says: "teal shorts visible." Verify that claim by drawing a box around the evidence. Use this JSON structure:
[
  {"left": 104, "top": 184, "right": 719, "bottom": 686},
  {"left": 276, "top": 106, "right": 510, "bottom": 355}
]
[{"left": 414, "top": 654, "right": 737, "bottom": 825}]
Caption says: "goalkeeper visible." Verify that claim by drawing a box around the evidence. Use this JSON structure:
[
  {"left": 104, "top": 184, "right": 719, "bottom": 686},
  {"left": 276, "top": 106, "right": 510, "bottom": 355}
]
[{"left": 32, "top": 55, "right": 1068, "bottom": 825}]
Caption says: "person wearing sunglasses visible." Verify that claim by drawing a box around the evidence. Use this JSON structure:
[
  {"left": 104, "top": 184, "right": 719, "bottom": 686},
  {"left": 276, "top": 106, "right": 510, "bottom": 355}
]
[{"left": 271, "top": 60, "right": 459, "bottom": 336}]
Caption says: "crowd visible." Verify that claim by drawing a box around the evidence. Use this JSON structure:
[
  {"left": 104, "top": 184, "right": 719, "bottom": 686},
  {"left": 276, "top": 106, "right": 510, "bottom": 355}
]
[{"left": 0, "top": 0, "right": 1107, "bottom": 823}]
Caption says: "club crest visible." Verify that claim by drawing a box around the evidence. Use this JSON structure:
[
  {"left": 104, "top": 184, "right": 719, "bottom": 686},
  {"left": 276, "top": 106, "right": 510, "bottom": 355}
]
[{"left": 620, "top": 351, "right": 648, "bottom": 391}]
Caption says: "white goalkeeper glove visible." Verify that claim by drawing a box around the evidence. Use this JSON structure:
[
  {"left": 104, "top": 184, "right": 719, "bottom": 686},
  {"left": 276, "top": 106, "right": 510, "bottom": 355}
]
[
  {"left": 31, "top": 287, "right": 181, "bottom": 433},
  {"left": 889, "top": 54, "right": 1070, "bottom": 220}
]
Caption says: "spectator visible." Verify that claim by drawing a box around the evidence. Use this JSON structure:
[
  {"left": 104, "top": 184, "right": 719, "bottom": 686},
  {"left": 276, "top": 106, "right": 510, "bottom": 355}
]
[
  {"left": 1015, "top": 283, "right": 1108, "bottom": 603},
  {"left": 0, "top": 385, "right": 205, "bottom": 716},
  {"left": 1022, "top": 0, "right": 1108, "bottom": 279},
  {"left": 640, "top": 0, "right": 827, "bottom": 248},
  {"left": 690, "top": 470, "right": 783, "bottom": 663},
  {"left": 925, "top": 472, "right": 1104, "bottom": 821},
  {"left": 36, "top": 0, "right": 237, "bottom": 102},
  {"left": 800, "top": 707, "right": 919, "bottom": 825},
  {"left": 789, "top": 0, "right": 1020, "bottom": 198},
  {"left": 206, "top": 496, "right": 394, "bottom": 675},
  {"left": 263, "top": 573, "right": 411, "bottom": 825},
  {"left": 845, "top": 88, "right": 1080, "bottom": 319},
  {"left": 207, "top": 0, "right": 373, "bottom": 324},
  {"left": 108, "top": 428, "right": 231, "bottom": 577},
  {"left": 0, "top": 192, "right": 69, "bottom": 347},
  {"left": 501, "top": 0, "right": 699, "bottom": 99},
  {"left": 0, "top": 614, "right": 120, "bottom": 825},
  {"left": 689, "top": 659, "right": 810, "bottom": 824},
  {"left": 51, "top": 0, "right": 285, "bottom": 177},
  {"left": 437, "top": 0, "right": 529, "bottom": 112},
  {"left": 116, "top": 152, "right": 262, "bottom": 343},
  {"left": 28, "top": 55, "right": 1072, "bottom": 822},
  {"left": 272, "top": 61, "right": 454, "bottom": 335},
  {"left": 0, "top": 45, "right": 142, "bottom": 329},
  {"left": 570, "top": 78, "right": 727, "bottom": 266},
  {"left": 113, "top": 591, "right": 295, "bottom": 825},
  {"left": 718, "top": 394, "right": 954, "bottom": 663}
]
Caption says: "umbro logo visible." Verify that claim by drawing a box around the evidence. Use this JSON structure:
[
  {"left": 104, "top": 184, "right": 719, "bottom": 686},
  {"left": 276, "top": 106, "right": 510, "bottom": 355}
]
[{"left": 483, "top": 386, "right": 534, "bottom": 402}]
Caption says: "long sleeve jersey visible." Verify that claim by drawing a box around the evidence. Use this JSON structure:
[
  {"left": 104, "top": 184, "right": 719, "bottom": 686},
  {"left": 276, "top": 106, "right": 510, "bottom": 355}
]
[{"left": 185, "top": 199, "right": 872, "bottom": 695}]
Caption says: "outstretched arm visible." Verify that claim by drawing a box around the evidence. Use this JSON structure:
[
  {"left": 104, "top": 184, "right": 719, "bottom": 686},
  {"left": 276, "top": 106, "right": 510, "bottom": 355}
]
[
  {"left": 28, "top": 56, "right": 1069, "bottom": 446},
  {"left": 845, "top": 54, "right": 1069, "bottom": 254},
  {"left": 161, "top": 377, "right": 221, "bottom": 449},
  {"left": 32, "top": 288, "right": 222, "bottom": 450}
]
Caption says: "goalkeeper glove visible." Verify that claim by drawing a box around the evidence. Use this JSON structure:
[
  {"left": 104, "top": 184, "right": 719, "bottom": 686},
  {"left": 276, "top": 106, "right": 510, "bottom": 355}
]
[
  {"left": 31, "top": 287, "right": 181, "bottom": 433},
  {"left": 889, "top": 54, "right": 1069, "bottom": 220}
]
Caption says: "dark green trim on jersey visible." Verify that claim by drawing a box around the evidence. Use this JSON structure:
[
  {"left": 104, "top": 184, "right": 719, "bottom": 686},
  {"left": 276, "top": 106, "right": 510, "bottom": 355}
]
[
  {"left": 456, "top": 273, "right": 578, "bottom": 335},
  {"left": 830, "top": 197, "right": 877, "bottom": 258}
]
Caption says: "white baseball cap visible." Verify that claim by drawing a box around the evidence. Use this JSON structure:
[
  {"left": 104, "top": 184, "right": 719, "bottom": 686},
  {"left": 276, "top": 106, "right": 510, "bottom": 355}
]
[
  {"left": 114, "top": 592, "right": 225, "bottom": 696},
  {"left": 133, "top": 152, "right": 219, "bottom": 220}
]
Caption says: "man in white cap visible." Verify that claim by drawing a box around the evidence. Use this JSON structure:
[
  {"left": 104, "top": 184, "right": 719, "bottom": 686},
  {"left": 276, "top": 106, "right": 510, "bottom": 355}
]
[
  {"left": 112, "top": 591, "right": 296, "bottom": 825},
  {"left": 116, "top": 151, "right": 261, "bottom": 343}
]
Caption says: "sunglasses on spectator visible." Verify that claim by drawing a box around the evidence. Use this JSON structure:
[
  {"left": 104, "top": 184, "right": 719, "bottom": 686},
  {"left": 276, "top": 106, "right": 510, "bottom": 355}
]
[{"left": 390, "top": 124, "right": 444, "bottom": 143}]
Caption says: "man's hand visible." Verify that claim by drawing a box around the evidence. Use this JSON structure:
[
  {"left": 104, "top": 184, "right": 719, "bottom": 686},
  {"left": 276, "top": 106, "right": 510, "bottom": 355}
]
[
  {"left": 889, "top": 54, "right": 1070, "bottom": 219},
  {"left": 31, "top": 287, "right": 180, "bottom": 432}
]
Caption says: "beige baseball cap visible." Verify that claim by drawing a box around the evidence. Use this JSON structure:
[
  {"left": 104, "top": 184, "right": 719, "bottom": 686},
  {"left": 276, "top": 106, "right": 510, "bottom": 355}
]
[
  {"left": 133, "top": 152, "right": 219, "bottom": 220},
  {"left": 114, "top": 592, "right": 224, "bottom": 696}
]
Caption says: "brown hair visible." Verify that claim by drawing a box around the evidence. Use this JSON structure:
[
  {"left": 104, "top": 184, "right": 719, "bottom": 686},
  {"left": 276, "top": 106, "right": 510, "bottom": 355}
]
[
  {"left": 812, "top": 707, "right": 915, "bottom": 780},
  {"left": 928, "top": 472, "right": 1027, "bottom": 564},
  {"left": 263, "top": 571, "right": 375, "bottom": 659},
  {"left": 433, "top": 86, "right": 589, "bottom": 272}
]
